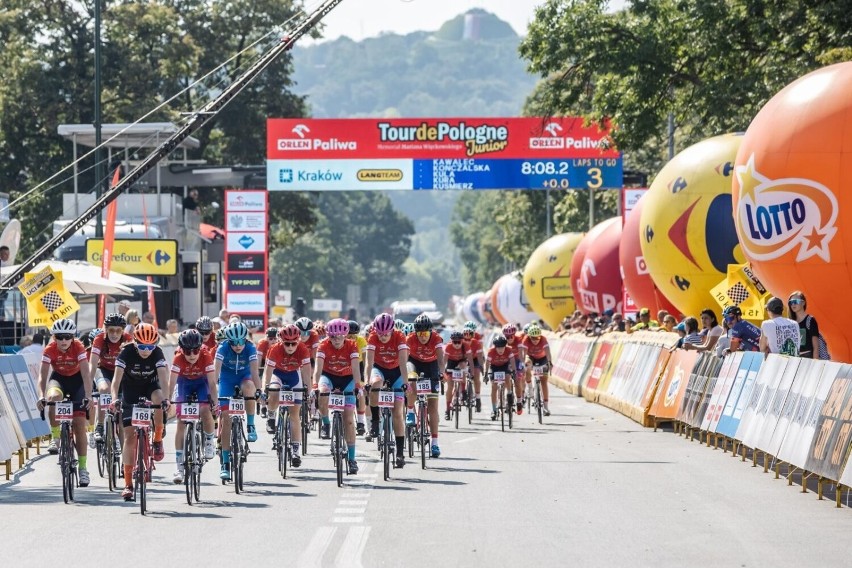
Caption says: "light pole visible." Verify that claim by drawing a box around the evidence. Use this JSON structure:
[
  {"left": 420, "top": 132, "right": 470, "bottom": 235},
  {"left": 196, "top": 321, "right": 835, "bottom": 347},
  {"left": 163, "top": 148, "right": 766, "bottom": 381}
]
[{"left": 94, "top": 0, "right": 104, "bottom": 239}]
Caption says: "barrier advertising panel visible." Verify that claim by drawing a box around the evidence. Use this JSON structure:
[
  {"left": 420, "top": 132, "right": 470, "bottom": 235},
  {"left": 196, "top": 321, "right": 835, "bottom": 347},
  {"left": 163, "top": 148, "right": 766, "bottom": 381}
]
[
  {"left": 585, "top": 342, "right": 613, "bottom": 391},
  {"left": 650, "top": 350, "right": 699, "bottom": 420},
  {"left": 267, "top": 117, "right": 623, "bottom": 191},
  {"left": 715, "top": 352, "right": 762, "bottom": 438},
  {"left": 702, "top": 352, "right": 741, "bottom": 432},
  {"left": 805, "top": 366, "right": 852, "bottom": 480},
  {"left": 766, "top": 358, "right": 819, "bottom": 457},
  {"left": 640, "top": 349, "right": 671, "bottom": 411},
  {"left": 753, "top": 356, "right": 801, "bottom": 453},
  {"left": 737, "top": 355, "right": 790, "bottom": 448}
]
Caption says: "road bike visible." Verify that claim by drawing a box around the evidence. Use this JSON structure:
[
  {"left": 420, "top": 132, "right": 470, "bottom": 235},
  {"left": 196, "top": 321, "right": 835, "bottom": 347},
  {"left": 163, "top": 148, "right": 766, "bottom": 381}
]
[
  {"left": 178, "top": 392, "right": 209, "bottom": 505},
  {"left": 375, "top": 385, "right": 404, "bottom": 480},
  {"left": 300, "top": 388, "right": 315, "bottom": 456},
  {"left": 129, "top": 397, "right": 165, "bottom": 515},
  {"left": 531, "top": 364, "right": 548, "bottom": 424},
  {"left": 407, "top": 375, "right": 433, "bottom": 469},
  {"left": 219, "top": 386, "right": 253, "bottom": 494},
  {"left": 40, "top": 396, "right": 84, "bottom": 504},
  {"left": 102, "top": 395, "right": 123, "bottom": 492},
  {"left": 448, "top": 369, "right": 469, "bottom": 430},
  {"left": 488, "top": 371, "right": 514, "bottom": 432},
  {"left": 269, "top": 386, "right": 306, "bottom": 479},
  {"left": 320, "top": 390, "right": 352, "bottom": 487}
]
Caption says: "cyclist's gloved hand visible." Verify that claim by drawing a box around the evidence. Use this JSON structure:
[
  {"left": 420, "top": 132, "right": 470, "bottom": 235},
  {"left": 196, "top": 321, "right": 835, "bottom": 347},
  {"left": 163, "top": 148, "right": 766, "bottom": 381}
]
[
  {"left": 37, "top": 398, "right": 46, "bottom": 411},
  {"left": 161, "top": 399, "right": 171, "bottom": 410},
  {"left": 81, "top": 398, "right": 91, "bottom": 410},
  {"left": 255, "top": 389, "right": 263, "bottom": 401}
]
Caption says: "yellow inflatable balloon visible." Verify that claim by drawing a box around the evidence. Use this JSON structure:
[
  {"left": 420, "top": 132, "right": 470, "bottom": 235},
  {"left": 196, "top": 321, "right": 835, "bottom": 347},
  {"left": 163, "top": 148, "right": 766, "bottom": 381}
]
[
  {"left": 523, "top": 233, "right": 585, "bottom": 330},
  {"left": 640, "top": 133, "right": 746, "bottom": 318}
]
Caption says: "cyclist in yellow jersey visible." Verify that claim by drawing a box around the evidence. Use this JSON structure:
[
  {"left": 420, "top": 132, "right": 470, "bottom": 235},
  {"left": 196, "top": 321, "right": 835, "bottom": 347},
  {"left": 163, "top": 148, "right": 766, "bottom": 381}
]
[{"left": 348, "top": 321, "right": 369, "bottom": 436}]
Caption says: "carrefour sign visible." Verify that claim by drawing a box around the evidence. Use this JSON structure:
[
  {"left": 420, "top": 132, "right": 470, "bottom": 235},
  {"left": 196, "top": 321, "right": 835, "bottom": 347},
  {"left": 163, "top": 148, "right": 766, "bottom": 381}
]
[{"left": 86, "top": 239, "right": 178, "bottom": 275}]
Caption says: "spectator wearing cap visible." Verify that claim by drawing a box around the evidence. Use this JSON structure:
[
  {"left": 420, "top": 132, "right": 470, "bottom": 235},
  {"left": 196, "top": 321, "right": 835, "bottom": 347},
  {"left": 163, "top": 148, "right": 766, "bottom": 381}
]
[
  {"left": 759, "top": 297, "right": 800, "bottom": 357},
  {"left": 629, "top": 307, "right": 659, "bottom": 333},
  {"left": 683, "top": 308, "right": 723, "bottom": 352},
  {"left": 723, "top": 306, "right": 760, "bottom": 353},
  {"left": 673, "top": 320, "right": 687, "bottom": 349},
  {"left": 714, "top": 318, "right": 731, "bottom": 357},
  {"left": 787, "top": 291, "right": 824, "bottom": 359},
  {"left": 656, "top": 310, "right": 670, "bottom": 324}
]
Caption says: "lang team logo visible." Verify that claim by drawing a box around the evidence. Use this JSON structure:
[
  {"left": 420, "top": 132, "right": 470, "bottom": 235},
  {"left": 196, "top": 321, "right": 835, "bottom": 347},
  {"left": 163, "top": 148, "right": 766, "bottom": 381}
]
[
  {"left": 736, "top": 153, "right": 838, "bottom": 262},
  {"left": 664, "top": 366, "right": 685, "bottom": 407}
]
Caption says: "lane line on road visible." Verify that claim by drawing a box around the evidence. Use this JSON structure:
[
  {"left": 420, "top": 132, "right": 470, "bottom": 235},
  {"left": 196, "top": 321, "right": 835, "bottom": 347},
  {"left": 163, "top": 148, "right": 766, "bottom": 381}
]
[
  {"left": 332, "top": 516, "right": 365, "bottom": 524},
  {"left": 335, "top": 526, "right": 371, "bottom": 568},
  {"left": 297, "top": 526, "right": 337, "bottom": 568},
  {"left": 339, "top": 500, "right": 369, "bottom": 506},
  {"left": 334, "top": 507, "right": 366, "bottom": 514},
  {"left": 454, "top": 436, "right": 478, "bottom": 444}
]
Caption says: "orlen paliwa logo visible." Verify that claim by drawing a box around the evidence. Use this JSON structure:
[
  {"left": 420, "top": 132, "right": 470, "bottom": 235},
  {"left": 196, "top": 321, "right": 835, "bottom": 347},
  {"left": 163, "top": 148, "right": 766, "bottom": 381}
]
[{"left": 735, "top": 154, "right": 838, "bottom": 263}]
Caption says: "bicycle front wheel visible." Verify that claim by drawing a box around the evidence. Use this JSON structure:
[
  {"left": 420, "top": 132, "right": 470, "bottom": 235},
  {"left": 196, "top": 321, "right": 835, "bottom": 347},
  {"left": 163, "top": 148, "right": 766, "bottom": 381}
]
[
  {"left": 419, "top": 404, "right": 427, "bottom": 469},
  {"left": 300, "top": 401, "right": 309, "bottom": 455},
  {"left": 499, "top": 387, "right": 506, "bottom": 432},
  {"left": 192, "top": 426, "right": 203, "bottom": 502},
  {"left": 61, "top": 424, "right": 73, "bottom": 503},
  {"left": 136, "top": 430, "right": 147, "bottom": 515},
  {"left": 535, "top": 379, "right": 543, "bottom": 424},
  {"left": 231, "top": 420, "right": 243, "bottom": 494},
  {"left": 382, "top": 413, "right": 391, "bottom": 480},
  {"left": 282, "top": 410, "right": 291, "bottom": 480},
  {"left": 105, "top": 418, "right": 117, "bottom": 492},
  {"left": 184, "top": 424, "right": 194, "bottom": 506},
  {"left": 333, "top": 414, "right": 344, "bottom": 487},
  {"left": 277, "top": 411, "right": 286, "bottom": 479}
]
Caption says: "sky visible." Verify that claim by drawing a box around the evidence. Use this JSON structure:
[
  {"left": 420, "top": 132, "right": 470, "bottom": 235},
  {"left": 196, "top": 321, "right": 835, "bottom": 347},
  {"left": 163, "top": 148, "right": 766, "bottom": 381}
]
[{"left": 308, "top": 0, "right": 627, "bottom": 43}]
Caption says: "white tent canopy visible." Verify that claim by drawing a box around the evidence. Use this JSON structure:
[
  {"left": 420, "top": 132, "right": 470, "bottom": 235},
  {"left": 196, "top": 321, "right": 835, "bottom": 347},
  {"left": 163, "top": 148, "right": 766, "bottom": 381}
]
[{"left": 1, "top": 260, "right": 160, "bottom": 296}]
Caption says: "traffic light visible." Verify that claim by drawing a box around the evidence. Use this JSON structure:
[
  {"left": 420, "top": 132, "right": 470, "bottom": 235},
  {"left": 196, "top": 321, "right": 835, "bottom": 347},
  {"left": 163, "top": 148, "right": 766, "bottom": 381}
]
[{"left": 295, "top": 297, "right": 306, "bottom": 317}]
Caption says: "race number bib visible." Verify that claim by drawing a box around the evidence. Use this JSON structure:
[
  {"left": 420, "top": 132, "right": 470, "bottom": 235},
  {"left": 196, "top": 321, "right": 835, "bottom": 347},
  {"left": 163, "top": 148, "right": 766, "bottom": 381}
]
[
  {"left": 55, "top": 401, "right": 74, "bottom": 422},
  {"left": 179, "top": 403, "right": 200, "bottom": 421},
  {"left": 416, "top": 379, "right": 432, "bottom": 395},
  {"left": 452, "top": 370, "right": 464, "bottom": 382},
  {"left": 533, "top": 365, "right": 548, "bottom": 376},
  {"left": 328, "top": 393, "right": 345, "bottom": 412},
  {"left": 131, "top": 406, "right": 152, "bottom": 427},
  {"left": 378, "top": 390, "right": 395, "bottom": 408},
  {"left": 98, "top": 394, "right": 112, "bottom": 409},
  {"left": 228, "top": 399, "right": 246, "bottom": 415},
  {"left": 281, "top": 390, "right": 296, "bottom": 407},
  {"left": 493, "top": 372, "right": 506, "bottom": 383}
]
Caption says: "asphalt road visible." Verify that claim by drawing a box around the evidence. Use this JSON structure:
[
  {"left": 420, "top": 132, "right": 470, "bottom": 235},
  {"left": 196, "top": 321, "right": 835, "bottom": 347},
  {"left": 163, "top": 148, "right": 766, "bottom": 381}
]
[{"left": 3, "top": 386, "right": 851, "bottom": 567}]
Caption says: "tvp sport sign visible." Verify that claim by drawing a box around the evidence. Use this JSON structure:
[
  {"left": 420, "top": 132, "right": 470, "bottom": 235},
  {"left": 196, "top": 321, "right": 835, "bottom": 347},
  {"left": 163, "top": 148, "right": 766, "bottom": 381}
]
[
  {"left": 225, "top": 190, "right": 268, "bottom": 327},
  {"left": 267, "top": 117, "right": 622, "bottom": 191}
]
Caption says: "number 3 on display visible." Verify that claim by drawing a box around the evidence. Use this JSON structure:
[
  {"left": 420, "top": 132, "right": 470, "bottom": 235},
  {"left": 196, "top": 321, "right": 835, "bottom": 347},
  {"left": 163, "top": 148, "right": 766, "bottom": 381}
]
[{"left": 586, "top": 168, "right": 603, "bottom": 189}]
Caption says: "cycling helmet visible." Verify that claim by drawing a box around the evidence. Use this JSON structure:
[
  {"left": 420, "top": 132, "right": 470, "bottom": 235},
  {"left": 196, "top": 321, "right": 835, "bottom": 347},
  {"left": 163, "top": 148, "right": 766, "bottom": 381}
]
[
  {"left": 195, "top": 316, "right": 213, "bottom": 334},
  {"left": 492, "top": 334, "right": 508, "bottom": 347},
  {"left": 178, "top": 329, "right": 203, "bottom": 350},
  {"left": 413, "top": 314, "right": 432, "bottom": 332},
  {"left": 215, "top": 328, "right": 226, "bottom": 342},
  {"left": 723, "top": 306, "right": 742, "bottom": 318},
  {"left": 501, "top": 323, "right": 517, "bottom": 337},
  {"left": 450, "top": 330, "right": 463, "bottom": 341},
  {"left": 89, "top": 328, "right": 104, "bottom": 341},
  {"left": 315, "top": 322, "right": 326, "bottom": 337},
  {"left": 347, "top": 320, "right": 360, "bottom": 335},
  {"left": 295, "top": 317, "right": 313, "bottom": 333},
  {"left": 266, "top": 326, "right": 279, "bottom": 339},
  {"left": 50, "top": 319, "right": 77, "bottom": 335},
  {"left": 134, "top": 323, "right": 159, "bottom": 345},
  {"left": 527, "top": 324, "right": 542, "bottom": 338},
  {"left": 278, "top": 324, "right": 301, "bottom": 342},
  {"left": 522, "top": 323, "right": 532, "bottom": 334},
  {"left": 394, "top": 318, "right": 405, "bottom": 331},
  {"left": 326, "top": 318, "right": 349, "bottom": 337},
  {"left": 403, "top": 323, "right": 414, "bottom": 335},
  {"left": 224, "top": 322, "right": 249, "bottom": 344},
  {"left": 464, "top": 321, "right": 477, "bottom": 332},
  {"left": 104, "top": 313, "right": 126, "bottom": 328},
  {"left": 373, "top": 313, "right": 395, "bottom": 335}
]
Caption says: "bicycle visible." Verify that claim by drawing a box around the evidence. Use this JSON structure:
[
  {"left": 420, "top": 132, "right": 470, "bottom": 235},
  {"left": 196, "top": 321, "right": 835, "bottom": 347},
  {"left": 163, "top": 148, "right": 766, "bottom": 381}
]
[
  {"left": 488, "top": 371, "right": 514, "bottom": 432},
  {"left": 300, "top": 388, "right": 315, "bottom": 456},
  {"left": 219, "top": 386, "right": 253, "bottom": 493},
  {"left": 320, "top": 390, "right": 352, "bottom": 487},
  {"left": 448, "top": 369, "right": 466, "bottom": 430},
  {"left": 465, "top": 371, "right": 475, "bottom": 425},
  {"left": 40, "top": 396, "right": 85, "bottom": 504},
  {"left": 531, "top": 364, "right": 548, "bottom": 424},
  {"left": 92, "top": 392, "right": 110, "bottom": 480},
  {"left": 178, "top": 392, "right": 208, "bottom": 505},
  {"left": 269, "top": 386, "right": 306, "bottom": 479},
  {"left": 102, "top": 395, "right": 123, "bottom": 492},
  {"left": 407, "top": 375, "right": 433, "bottom": 469},
  {"left": 375, "top": 385, "right": 404, "bottom": 480},
  {"left": 129, "top": 397, "right": 165, "bottom": 515}
]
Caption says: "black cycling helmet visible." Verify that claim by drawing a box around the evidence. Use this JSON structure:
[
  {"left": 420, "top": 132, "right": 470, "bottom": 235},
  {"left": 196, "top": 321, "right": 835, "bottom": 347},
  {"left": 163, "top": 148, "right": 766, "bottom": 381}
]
[
  {"left": 347, "top": 320, "right": 360, "bottom": 335},
  {"left": 413, "top": 314, "right": 432, "bottom": 332},
  {"left": 723, "top": 305, "right": 742, "bottom": 318},
  {"left": 492, "top": 334, "right": 508, "bottom": 347},
  {"left": 295, "top": 317, "right": 314, "bottom": 333},
  {"left": 450, "top": 330, "right": 463, "bottom": 341},
  {"left": 179, "top": 329, "right": 204, "bottom": 350},
  {"left": 196, "top": 316, "right": 213, "bottom": 334},
  {"left": 103, "top": 313, "right": 126, "bottom": 328},
  {"left": 266, "top": 326, "right": 279, "bottom": 339}
]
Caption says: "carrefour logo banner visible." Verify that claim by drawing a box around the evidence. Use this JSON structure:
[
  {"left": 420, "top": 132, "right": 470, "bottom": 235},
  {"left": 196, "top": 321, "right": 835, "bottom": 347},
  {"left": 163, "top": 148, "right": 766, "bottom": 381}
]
[{"left": 267, "top": 117, "right": 622, "bottom": 191}]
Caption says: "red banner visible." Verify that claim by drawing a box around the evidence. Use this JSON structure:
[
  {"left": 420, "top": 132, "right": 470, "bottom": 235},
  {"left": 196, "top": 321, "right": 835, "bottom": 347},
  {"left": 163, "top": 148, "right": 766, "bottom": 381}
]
[
  {"left": 267, "top": 117, "right": 618, "bottom": 160},
  {"left": 98, "top": 167, "right": 121, "bottom": 324}
]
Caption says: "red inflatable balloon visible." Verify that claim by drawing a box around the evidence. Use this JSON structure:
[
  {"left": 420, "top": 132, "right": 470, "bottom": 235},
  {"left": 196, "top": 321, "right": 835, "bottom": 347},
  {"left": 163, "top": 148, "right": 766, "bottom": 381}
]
[
  {"left": 574, "top": 217, "right": 624, "bottom": 314},
  {"left": 620, "top": 197, "right": 680, "bottom": 317},
  {"left": 570, "top": 220, "right": 611, "bottom": 314},
  {"left": 733, "top": 62, "right": 852, "bottom": 361}
]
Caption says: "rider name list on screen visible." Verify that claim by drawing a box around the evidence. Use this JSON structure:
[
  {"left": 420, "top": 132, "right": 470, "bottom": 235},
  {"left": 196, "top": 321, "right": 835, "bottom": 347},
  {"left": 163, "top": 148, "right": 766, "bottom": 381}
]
[{"left": 266, "top": 118, "right": 623, "bottom": 191}]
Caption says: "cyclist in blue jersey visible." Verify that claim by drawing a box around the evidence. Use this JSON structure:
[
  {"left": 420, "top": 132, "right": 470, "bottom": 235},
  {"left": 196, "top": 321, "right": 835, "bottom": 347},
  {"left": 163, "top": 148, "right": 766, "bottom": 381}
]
[
  {"left": 213, "top": 322, "right": 261, "bottom": 480},
  {"left": 723, "top": 306, "right": 761, "bottom": 353}
]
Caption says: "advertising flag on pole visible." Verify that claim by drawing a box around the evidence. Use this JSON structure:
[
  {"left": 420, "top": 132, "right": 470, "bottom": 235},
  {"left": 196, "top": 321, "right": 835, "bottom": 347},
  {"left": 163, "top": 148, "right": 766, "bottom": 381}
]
[
  {"left": 710, "top": 263, "right": 769, "bottom": 321},
  {"left": 98, "top": 166, "right": 121, "bottom": 324},
  {"left": 18, "top": 267, "right": 80, "bottom": 327}
]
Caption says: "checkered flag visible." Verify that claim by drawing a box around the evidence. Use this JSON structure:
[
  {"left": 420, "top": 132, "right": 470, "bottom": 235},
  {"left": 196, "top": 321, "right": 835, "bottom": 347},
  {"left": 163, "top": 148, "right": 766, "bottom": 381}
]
[
  {"left": 726, "top": 282, "right": 750, "bottom": 306},
  {"left": 40, "top": 290, "right": 65, "bottom": 312}
]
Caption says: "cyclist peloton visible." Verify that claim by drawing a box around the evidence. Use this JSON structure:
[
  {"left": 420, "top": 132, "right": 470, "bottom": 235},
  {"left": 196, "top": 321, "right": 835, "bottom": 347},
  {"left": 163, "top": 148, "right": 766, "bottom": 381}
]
[
  {"left": 443, "top": 330, "right": 474, "bottom": 420},
  {"left": 484, "top": 334, "right": 517, "bottom": 421},
  {"left": 196, "top": 316, "right": 218, "bottom": 351},
  {"left": 313, "top": 318, "right": 362, "bottom": 475},
  {"left": 522, "top": 324, "right": 553, "bottom": 416},
  {"left": 169, "top": 329, "right": 218, "bottom": 483},
  {"left": 263, "top": 324, "right": 311, "bottom": 468},
  {"left": 257, "top": 326, "right": 278, "bottom": 418},
  {"left": 214, "top": 322, "right": 261, "bottom": 480},
  {"left": 364, "top": 313, "right": 410, "bottom": 467},
  {"left": 405, "top": 314, "right": 446, "bottom": 458},
  {"left": 37, "top": 319, "right": 93, "bottom": 487},
  {"left": 110, "top": 323, "right": 170, "bottom": 500},
  {"left": 348, "top": 320, "right": 369, "bottom": 436},
  {"left": 462, "top": 321, "right": 485, "bottom": 412},
  {"left": 502, "top": 324, "right": 526, "bottom": 415},
  {"left": 89, "top": 313, "right": 132, "bottom": 444}
]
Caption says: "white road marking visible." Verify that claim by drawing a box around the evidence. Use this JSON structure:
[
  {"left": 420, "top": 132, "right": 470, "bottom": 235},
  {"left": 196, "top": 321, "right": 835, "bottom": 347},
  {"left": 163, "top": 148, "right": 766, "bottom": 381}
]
[
  {"left": 334, "top": 507, "right": 366, "bottom": 514},
  {"left": 339, "top": 500, "right": 369, "bottom": 506},
  {"left": 332, "top": 516, "right": 365, "bottom": 524},
  {"left": 454, "top": 436, "right": 478, "bottom": 444},
  {"left": 296, "top": 526, "right": 336, "bottom": 568},
  {"left": 335, "top": 526, "right": 371, "bottom": 568}
]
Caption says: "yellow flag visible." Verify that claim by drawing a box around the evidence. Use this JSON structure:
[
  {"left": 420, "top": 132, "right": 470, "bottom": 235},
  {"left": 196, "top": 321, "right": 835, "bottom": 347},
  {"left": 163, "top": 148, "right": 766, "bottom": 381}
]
[
  {"left": 18, "top": 267, "right": 80, "bottom": 327},
  {"left": 710, "top": 263, "right": 768, "bottom": 322}
]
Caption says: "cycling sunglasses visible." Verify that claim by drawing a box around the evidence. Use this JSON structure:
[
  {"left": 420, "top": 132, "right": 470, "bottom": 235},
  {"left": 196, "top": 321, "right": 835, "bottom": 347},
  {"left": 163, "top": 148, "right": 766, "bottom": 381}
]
[
  {"left": 416, "top": 331, "right": 430, "bottom": 338},
  {"left": 283, "top": 342, "right": 298, "bottom": 347},
  {"left": 54, "top": 334, "right": 74, "bottom": 341},
  {"left": 137, "top": 343, "right": 157, "bottom": 352},
  {"left": 184, "top": 348, "right": 201, "bottom": 355},
  {"left": 231, "top": 339, "right": 246, "bottom": 346}
]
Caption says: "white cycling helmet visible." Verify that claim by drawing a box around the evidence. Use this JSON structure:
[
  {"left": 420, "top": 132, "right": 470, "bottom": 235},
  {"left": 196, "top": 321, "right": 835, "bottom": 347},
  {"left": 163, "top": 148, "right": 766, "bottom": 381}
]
[{"left": 50, "top": 318, "right": 77, "bottom": 335}]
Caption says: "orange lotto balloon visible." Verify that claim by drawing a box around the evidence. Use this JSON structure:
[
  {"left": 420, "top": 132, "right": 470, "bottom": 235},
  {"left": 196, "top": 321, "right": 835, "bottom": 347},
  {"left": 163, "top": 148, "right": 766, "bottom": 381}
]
[{"left": 733, "top": 62, "right": 852, "bottom": 362}]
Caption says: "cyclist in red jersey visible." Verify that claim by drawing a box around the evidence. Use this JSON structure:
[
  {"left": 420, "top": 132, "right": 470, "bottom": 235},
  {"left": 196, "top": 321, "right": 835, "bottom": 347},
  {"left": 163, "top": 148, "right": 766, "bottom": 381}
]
[
  {"left": 257, "top": 327, "right": 278, "bottom": 418},
  {"left": 484, "top": 334, "right": 517, "bottom": 421},
  {"left": 89, "top": 313, "right": 132, "bottom": 444},
  {"left": 502, "top": 324, "right": 526, "bottom": 415},
  {"left": 405, "top": 314, "right": 445, "bottom": 458},
  {"left": 522, "top": 324, "right": 553, "bottom": 415},
  {"left": 168, "top": 329, "right": 217, "bottom": 483},
  {"left": 37, "top": 319, "right": 94, "bottom": 486},
  {"left": 462, "top": 321, "right": 485, "bottom": 412},
  {"left": 196, "top": 316, "right": 217, "bottom": 350},
  {"left": 443, "top": 330, "right": 474, "bottom": 420}
]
